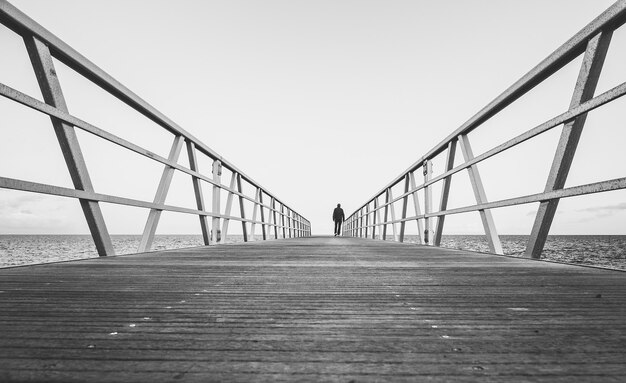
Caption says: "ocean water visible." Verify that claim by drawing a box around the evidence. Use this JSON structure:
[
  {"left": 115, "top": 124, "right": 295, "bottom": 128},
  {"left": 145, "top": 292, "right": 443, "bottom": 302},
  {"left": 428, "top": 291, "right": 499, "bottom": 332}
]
[
  {"left": 0, "top": 234, "right": 625, "bottom": 270},
  {"left": 406, "top": 234, "right": 626, "bottom": 270},
  {"left": 0, "top": 235, "right": 244, "bottom": 268}
]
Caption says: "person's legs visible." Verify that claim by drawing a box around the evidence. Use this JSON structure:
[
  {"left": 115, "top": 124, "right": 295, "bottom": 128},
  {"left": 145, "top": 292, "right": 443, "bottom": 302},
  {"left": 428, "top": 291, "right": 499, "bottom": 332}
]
[{"left": 334, "top": 220, "right": 341, "bottom": 236}]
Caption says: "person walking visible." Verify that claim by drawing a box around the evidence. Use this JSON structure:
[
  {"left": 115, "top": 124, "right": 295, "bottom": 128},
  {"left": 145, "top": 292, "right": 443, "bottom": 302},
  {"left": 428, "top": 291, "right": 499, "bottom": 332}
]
[{"left": 332, "top": 203, "right": 345, "bottom": 236}]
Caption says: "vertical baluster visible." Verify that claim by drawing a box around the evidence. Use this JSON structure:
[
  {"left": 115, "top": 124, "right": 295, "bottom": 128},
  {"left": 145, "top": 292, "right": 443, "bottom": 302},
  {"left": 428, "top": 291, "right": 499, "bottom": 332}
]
[
  {"left": 382, "top": 189, "right": 390, "bottom": 240},
  {"left": 399, "top": 174, "right": 410, "bottom": 243},
  {"left": 357, "top": 208, "right": 363, "bottom": 238},
  {"left": 377, "top": 197, "right": 384, "bottom": 240},
  {"left": 265, "top": 196, "right": 273, "bottom": 240},
  {"left": 365, "top": 204, "right": 370, "bottom": 239},
  {"left": 423, "top": 160, "right": 433, "bottom": 245},
  {"left": 281, "top": 204, "right": 286, "bottom": 238},
  {"left": 259, "top": 191, "right": 266, "bottom": 240},
  {"left": 272, "top": 198, "right": 278, "bottom": 239},
  {"left": 372, "top": 199, "right": 378, "bottom": 239},
  {"left": 288, "top": 209, "right": 293, "bottom": 238},
  {"left": 434, "top": 141, "right": 457, "bottom": 246},
  {"left": 293, "top": 212, "right": 298, "bottom": 238},
  {"left": 211, "top": 160, "right": 222, "bottom": 243}
]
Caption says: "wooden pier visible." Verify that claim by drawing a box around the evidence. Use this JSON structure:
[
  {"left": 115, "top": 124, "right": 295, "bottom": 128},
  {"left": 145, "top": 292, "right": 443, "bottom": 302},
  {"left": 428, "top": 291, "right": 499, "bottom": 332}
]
[{"left": 0, "top": 236, "right": 625, "bottom": 382}]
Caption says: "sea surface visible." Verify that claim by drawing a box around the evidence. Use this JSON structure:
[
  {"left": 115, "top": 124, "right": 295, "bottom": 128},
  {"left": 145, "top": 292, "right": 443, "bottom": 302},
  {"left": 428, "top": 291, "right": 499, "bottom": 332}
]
[{"left": 0, "top": 234, "right": 625, "bottom": 270}]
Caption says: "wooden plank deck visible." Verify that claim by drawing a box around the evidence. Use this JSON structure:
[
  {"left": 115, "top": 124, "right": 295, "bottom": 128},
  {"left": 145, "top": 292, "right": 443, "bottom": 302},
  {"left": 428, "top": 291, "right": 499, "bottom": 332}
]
[{"left": 0, "top": 236, "right": 625, "bottom": 382}]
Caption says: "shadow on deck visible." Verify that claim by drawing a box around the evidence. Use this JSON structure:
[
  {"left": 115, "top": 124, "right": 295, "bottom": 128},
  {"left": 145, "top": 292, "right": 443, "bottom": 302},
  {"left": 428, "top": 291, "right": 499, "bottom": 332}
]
[{"left": 0, "top": 236, "right": 625, "bottom": 382}]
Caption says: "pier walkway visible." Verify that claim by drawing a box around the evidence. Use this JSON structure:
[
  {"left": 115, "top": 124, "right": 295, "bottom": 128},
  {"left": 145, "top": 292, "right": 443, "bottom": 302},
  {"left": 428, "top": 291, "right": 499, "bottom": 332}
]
[{"left": 0, "top": 237, "right": 625, "bottom": 382}]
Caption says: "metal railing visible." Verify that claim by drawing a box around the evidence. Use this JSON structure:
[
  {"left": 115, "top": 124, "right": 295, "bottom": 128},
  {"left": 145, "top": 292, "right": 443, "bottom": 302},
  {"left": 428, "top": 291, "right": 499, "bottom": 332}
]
[
  {"left": 344, "top": 0, "right": 626, "bottom": 259},
  {"left": 0, "top": 0, "right": 311, "bottom": 256}
]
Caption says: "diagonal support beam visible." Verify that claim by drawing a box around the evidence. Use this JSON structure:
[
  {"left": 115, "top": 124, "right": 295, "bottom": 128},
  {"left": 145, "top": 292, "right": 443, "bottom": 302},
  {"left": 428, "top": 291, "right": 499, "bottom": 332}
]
[
  {"left": 458, "top": 134, "right": 503, "bottom": 254},
  {"left": 388, "top": 188, "right": 399, "bottom": 241},
  {"left": 250, "top": 187, "right": 260, "bottom": 240},
  {"left": 185, "top": 139, "right": 210, "bottom": 246},
  {"left": 259, "top": 191, "right": 267, "bottom": 240},
  {"left": 236, "top": 173, "right": 248, "bottom": 242},
  {"left": 434, "top": 140, "right": 457, "bottom": 246},
  {"left": 399, "top": 174, "right": 410, "bottom": 242},
  {"left": 221, "top": 171, "right": 238, "bottom": 243},
  {"left": 138, "top": 135, "right": 184, "bottom": 252},
  {"left": 24, "top": 34, "right": 115, "bottom": 256},
  {"left": 525, "top": 31, "right": 612, "bottom": 259},
  {"left": 382, "top": 189, "right": 390, "bottom": 240},
  {"left": 408, "top": 172, "right": 425, "bottom": 244}
]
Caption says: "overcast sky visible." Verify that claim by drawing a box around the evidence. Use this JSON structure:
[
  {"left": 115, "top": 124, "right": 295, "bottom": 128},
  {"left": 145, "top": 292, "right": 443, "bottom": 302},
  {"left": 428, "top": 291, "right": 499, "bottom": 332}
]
[{"left": 1, "top": 0, "right": 625, "bottom": 236}]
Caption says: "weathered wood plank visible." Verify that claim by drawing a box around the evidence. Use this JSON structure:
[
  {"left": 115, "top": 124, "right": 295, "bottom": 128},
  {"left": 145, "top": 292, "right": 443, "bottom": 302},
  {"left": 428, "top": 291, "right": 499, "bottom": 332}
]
[{"left": 0, "top": 237, "right": 624, "bottom": 382}]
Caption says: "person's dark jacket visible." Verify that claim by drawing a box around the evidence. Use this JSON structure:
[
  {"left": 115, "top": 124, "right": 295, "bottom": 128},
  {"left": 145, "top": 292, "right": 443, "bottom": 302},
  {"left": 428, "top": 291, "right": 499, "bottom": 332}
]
[{"left": 333, "top": 207, "right": 345, "bottom": 222}]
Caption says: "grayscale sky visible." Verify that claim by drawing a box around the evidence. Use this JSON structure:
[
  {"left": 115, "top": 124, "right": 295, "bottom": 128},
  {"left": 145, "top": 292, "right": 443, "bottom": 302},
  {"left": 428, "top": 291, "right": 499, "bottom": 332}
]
[{"left": 1, "top": 0, "right": 624, "bottom": 236}]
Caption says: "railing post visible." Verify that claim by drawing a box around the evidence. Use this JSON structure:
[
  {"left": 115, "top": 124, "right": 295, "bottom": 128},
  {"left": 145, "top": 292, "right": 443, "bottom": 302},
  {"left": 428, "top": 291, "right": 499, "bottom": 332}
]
[
  {"left": 350, "top": 215, "right": 356, "bottom": 237},
  {"left": 24, "top": 34, "right": 115, "bottom": 256},
  {"left": 236, "top": 174, "right": 248, "bottom": 242},
  {"left": 526, "top": 31, "right": 612, "bottom": 259},
  {"left": 458, "top": 134, "right": 503, "bottom": 254},
  {"left": 365, "top": 204, "right": 370, "bottom": 239},
  {"left": 408, "top": 172, "right": 425, "bottom": 244},
  {"left": 388, "top": 188, "right": 399, "bottom": 241},
  {"left": 399, "top": 174, "right": 410, "bottom": 243},
  {"left": 348, "top": 216, "right": 352, "bottom": 237},
  {"left": 211, "top": 160, "right": 222, "bottom": 243},
  {"left": 287, "top": 209, "right": 293, "bottom": 238},
  {"left": 272, "top": 198, "right": 278, "bottom": 239},
  {"left": 434, "top": 140, "right": 457, "bottom": 246},
  {"left": 266, "top": 196, "right": 273, "bottom": 239},
  {"left": 357, "top": 208, "right": 362, "bottom": 238},
  {"left": 372, "top": 199, "right": 378, "bottom": 239},
  {"left": 184, "top": 139, "right": 210, "bottom": 246},
  {"left": 281, "top": 205, "right": 286, "bottom": 238},
  {"left": 221, "top": 172, "right": 237, "bottom": 243},
  {"left": 382, "top": 189, "right": 390, "bottom": 240},
  {"left": 295, "top": 214, "right": 299, "bottom": 238},
  {"left": 423, "top": 160, "right": 433, "bottom": 245},
  {"left": 250, "top": 187, "right": 260, "bottom": 240},
  {"left": 377, "top": 198, "right": 384, "bottom": 239},
  {"left": 258, "top": 191, "right": 267, "bottom": 240}
]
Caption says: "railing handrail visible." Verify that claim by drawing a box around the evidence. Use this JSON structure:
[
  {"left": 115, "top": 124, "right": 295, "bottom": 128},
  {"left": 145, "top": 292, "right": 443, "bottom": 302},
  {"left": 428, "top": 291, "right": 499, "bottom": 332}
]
[
  {"left": 0, "top": 0, "right": 298, "bottom": 213},
  {"left": 353, "top": 0, "right": 626, "bottom": 212},
  {"left": 345, "top": 0, "right": 626, "bottom": 260},
  {"left": 0, "top": 0, "right": 311, "bottom": 256}
]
